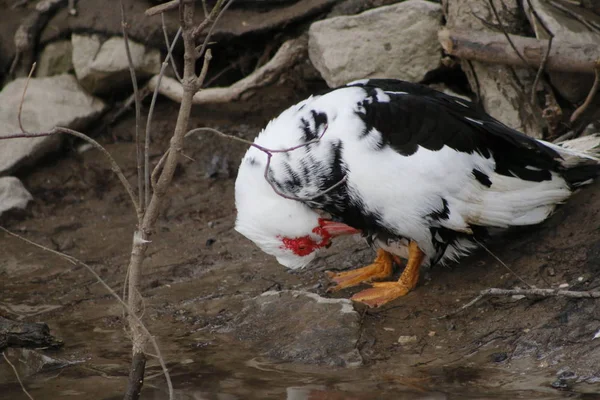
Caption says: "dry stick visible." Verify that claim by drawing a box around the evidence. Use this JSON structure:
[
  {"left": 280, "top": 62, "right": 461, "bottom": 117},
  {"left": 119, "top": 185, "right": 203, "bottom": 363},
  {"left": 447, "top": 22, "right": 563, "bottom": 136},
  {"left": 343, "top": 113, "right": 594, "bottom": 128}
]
[
  {"left": 440, "top": 287, "right": 600, "bottom": 319},
  {"left": 487, "top": 0, "right": 536, "bottom": 76},
  {"left": 526, "top": 0, "right": 554, "bottom": 104},
  {"left": 2, "top": 351, "right": 34, "bottom": 400},
  {"left": 18, "top": 62, "right": 36, "bottom": 134},
  {"left": 195, "top": 0, "right": 233, "bottom": 56},
  {"left": 3, "top": 128, "right": 140, "bottom": 217},
  {"left": 438, "top": 29, "right": 600, "bottom": 73},
  {"left": 185, "top": 126, "right": 348, "bottom": 202},
  {"left": 144, "top": 27, "right": 182, "bottom": 211},
  {"left": 191, "top": 0, "right": 228, "bottom": 40},
  {"left": 473, "top": 238, "right": 532, "bottom": 288},
  {"left": 145, "top": 0, "right": 179, "bottom": 16},
  {"left": 123, "top": 2, "right": 214, "bottom": 399},
  {"left": 0, "top": 226, "right": 172, "bottom": 398},
  {"left": 570, "top": 61, "right": 600, "bottom": 124},
  {"left": 149, "top": 36, "right": 307, "bottom": 104},
  {"left": 162, "top": 13, "right": 183, "bottom": 83},
  {"left": 120, "top": 2, "right": 144, "bottom": 218},
  {"left": 549, "top": 0, "right": 600, "bottom": 32},
  {"left": 531, "top": 36, "right": 552, "bottom": 105}
]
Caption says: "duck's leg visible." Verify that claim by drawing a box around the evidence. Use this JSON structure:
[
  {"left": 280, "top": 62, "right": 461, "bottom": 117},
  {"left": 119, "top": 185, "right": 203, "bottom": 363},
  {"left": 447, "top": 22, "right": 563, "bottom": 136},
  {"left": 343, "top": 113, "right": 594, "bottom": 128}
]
[
  {"left": 326, "top": 249, "right": 394, "bottom": 292},
  {"left": 351, "top": 241, "right": 425, "bottom": 307}
]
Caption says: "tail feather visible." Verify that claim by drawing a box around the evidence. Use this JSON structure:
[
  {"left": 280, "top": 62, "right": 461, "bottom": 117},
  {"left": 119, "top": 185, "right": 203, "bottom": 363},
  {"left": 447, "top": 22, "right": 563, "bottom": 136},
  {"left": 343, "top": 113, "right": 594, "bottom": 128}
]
[{"left": 540, "top": 134, "right": 600, "bottom": 187}]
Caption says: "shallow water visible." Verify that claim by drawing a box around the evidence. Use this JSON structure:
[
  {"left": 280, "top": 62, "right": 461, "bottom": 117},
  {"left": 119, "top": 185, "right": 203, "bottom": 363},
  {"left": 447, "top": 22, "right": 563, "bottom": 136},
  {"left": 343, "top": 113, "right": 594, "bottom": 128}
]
[{"left": 2, "top": 344, "right": 598, "bottom": 400}]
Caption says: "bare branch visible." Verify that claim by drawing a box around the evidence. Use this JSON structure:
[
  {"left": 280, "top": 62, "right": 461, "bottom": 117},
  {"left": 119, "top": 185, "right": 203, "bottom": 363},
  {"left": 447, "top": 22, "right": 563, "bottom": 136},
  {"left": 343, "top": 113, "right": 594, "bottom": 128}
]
[
  {"left": 18, "top": 62, "right": 36, "bottom": 134},
  {"left": 1, "top": 128, "right": 141, "bottom": 219},
  {"left": 185, "top": 125, "right": 348, "bottom": 203},
  {"left": 570, "top": 60, "right": 600, "bottom": 124},
  {"left": 151, "top": 150, "right": 169, "bottom": 189},
  {"left": 473, "top": 238, "right": 532, "bottom": 289},
  {"left": 195, "top": 0, "right": 234, "bottom": 57},
  {"left": 148, "top": 36, "right": 307, "bottom": 104},
  {"left": 486, "top": 0, "right": 536, "bottom": 76},
  {"left": 438, "top": 29, "right": 600, "bottom": 73},
  {"left": 162, "top": 13, "right": 183, "bottom": 83},
  {"left": 531, "top": 36, "right": 553, "bottom": 105},
  {"left": 439, "top": 287, "right": 600, "bottom": 319},
  {"left": 145, "top": 26, "right": 183, "bottom": 210},
  {"left": 2, "top": 351, "right": 34, "bottom": 400},
  {"left": 145, "top": 0, "right": 179, "bottom": 16},
  {"left": 548, "top": 0, "right": 600, "bottom": 32},
  {"left": 0, "top": 226, "right": 173, "bottom": 399},
  {"left": 120, "top": 1, "right": 144, "bottom": 214},
  {"left": 196, "top": 48, "right": 212, "bottom": 87}
]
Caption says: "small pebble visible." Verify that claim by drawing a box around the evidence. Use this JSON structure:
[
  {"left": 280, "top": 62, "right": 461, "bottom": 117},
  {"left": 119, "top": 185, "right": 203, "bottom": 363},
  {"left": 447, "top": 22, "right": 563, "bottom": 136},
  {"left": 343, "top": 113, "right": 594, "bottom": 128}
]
[
  {"left": 428, "top": 331, "right": 436, "bottom": 337},
  {"left": 383, "top": 327, "right": 395, "bottom": 332},
  {"left": 558, "top": 283, "right": 569, "bottom": 289},
  {"left": 551, "top": 379, "right": 569, "bottom": 390},
  {"left": 547, "top": 267, "right": 556, "bottom": 276},
  {"left": 577, "top": 276, "right": 584, "bottom": 282},
  {"left": 208, "top": 221, "right": 215, "bottom": 228},
  {"left": 397, "top": 335, "right": 418, "bottom": 345}
]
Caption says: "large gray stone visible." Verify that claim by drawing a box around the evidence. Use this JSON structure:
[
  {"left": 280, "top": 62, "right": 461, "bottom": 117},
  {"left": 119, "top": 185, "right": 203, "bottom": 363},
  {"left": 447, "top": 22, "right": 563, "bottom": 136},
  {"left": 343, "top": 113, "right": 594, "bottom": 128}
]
[
  {"left": 0, "top": 74, "right": 106, "bottom": 174},
  {"left": 36, "top": 40, "right": 74, "bottom": 77},
  {"left": 445, "top": 0, "right": 547, "bottom": 138},
  {"left": 524, "top": 0, "right": 600, "bottom": 103},
  {"left": 0, "top": 177, "right": 32, "bottom": 216},
  {"left": 234, "top": 290, "right": 363, "bottom": 367},
  {"left": 308, "top": 0, "right": 442, "bottom": 87},
  {"left": 71, "top": 34, "right": 161, "bottom": 94}
]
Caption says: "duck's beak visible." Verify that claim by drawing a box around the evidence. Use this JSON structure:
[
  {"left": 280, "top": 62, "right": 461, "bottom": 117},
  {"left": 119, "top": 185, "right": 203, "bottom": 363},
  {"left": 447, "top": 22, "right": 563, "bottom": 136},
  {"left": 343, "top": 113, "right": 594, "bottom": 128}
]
[{"left": 319, "top": 219, "right": 360, "bottom": 237}]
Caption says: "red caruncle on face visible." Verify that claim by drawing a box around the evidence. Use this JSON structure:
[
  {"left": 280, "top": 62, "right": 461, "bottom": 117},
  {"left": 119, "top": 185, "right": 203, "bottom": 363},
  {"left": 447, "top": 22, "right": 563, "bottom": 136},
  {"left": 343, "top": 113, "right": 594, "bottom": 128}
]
[{"left": 279, "top": 219, "right": 333, "bottom": 256}]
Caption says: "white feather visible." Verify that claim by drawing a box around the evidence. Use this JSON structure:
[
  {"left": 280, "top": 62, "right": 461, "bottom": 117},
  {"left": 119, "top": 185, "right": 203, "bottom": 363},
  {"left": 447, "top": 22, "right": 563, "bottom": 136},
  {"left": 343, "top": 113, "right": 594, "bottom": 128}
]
[{"left": 235, "top": 84, "right": 600, "bottom": 269}]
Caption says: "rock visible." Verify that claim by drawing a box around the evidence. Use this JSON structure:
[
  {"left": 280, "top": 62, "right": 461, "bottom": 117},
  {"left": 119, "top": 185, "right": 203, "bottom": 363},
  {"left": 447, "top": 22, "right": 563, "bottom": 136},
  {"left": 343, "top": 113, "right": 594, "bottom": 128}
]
[
  {"left": 0, "top": 74, "right": 106, "bottom": 174},
  {"left": 233, "top": 290, "right": 363, "bottom": 367},
  {"left": 0, "top": 348, "right": 71, "bottom": 380},
  {"left": 0, "top": 316, "right": 63, "bottom": 351},
  {"left": 36, "top": 40, "right": 74, "bottom": 77},
  {"left": 71, "top": 34, "right": 161, "bottom": 94},
  {"left": 0, "top": 177, "right": 33, "bottom": 216},
  {"left": 445, "top": 0, "right": 549, "bottom": 139},
  {"left": 524, "top": 0, "right": 600, "bottom": 103},
  {"left": 397, "top": 335, "right": 418, "bottom": 345},
  {"left": 308, "top": 0, "right": 442, "bottom": 87},
  {"left": 35, "top": 0, "right": 338, "bottom": 61}
]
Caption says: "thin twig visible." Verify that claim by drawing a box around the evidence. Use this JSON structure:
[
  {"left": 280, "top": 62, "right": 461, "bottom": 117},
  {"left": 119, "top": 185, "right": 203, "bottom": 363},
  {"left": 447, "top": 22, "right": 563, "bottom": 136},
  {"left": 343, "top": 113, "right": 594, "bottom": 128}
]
[
  {"left": 487, "top": 0, "right": 536, "bottom": 75},
  {"left": 2, "top": 128, "right": 141, "bottom": 217},
  {"left": 196, "top": 48, "right": 212, "bottom": 86},
  {"left": 162, "top": 13, "right": 182, "bottom": 83},
  {"left": 195, "top": 0, "right": 234, "bottom": 57},
  {"left": 145, "top": 27, "right": 182, "bottom": 209},
  {"left": 151, "top": 150, "right": 169, "bottom": 189},
  {"left": 473, "top": 238, "right": 532, "bottom": 288},
  {"left": 18, "top": 62, "right": 36, "bottom": 134},
  {"left": 531, "top": 36, "right": 552, "bottom": 105},
  {"left": 570, "top": 60, "right": 600, "bottom": 124},
  {"left": 0, "top": 226, "right": 173, "bottom": 399},
  {"left": 439, "top": 287, "right": 600, "bottom": 319},
  {"left": 191, "top": 0, "right": 227, "bottom": 40},
  {"left": 184, "top": 125, "right": 348, "bottom": 202},
  {"left": 120, "top": 1, "right": 144, "bottom": 217},
  {"left": 2, "top": 352, "right": 34, "bottom": 400},
  {"left": 548, "top": 0, "right": 600, "bottom": 32}
]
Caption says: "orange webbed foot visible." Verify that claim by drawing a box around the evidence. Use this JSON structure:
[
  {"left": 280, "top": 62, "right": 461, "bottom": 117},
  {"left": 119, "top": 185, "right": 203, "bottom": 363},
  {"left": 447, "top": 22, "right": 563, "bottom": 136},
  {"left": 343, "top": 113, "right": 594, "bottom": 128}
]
[{"left": 326, "top": 249, "right": 394, "bottom": 292}]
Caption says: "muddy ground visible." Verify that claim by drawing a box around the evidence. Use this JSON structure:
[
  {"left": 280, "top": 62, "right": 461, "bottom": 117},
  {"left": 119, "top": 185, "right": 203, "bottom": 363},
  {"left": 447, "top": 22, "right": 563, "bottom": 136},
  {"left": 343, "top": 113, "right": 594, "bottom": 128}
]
[{"left": 2, "top": 86, "right": 600, "bottom": 399}]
